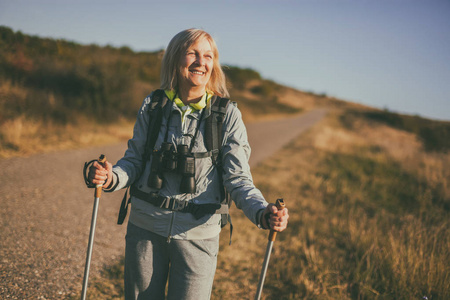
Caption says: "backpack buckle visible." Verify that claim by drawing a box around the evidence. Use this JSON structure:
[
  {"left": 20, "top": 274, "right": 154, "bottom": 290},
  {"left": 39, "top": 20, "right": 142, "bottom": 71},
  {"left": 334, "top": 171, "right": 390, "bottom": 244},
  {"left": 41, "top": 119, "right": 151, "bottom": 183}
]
[{"left": 163, "top": 197, "right": 188, "bottom": 211}]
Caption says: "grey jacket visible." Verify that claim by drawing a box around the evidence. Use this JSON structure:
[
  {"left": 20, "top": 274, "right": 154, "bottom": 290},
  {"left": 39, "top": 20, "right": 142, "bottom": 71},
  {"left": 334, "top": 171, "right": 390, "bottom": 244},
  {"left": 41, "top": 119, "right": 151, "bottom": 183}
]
[{"left": 108, "top": 91, "right": 268, "bottom": 240}]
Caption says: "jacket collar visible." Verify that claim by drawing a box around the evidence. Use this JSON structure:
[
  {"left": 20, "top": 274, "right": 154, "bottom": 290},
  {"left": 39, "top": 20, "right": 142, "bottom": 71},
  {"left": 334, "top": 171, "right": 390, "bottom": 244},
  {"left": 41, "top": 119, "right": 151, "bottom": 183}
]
[{"left": 164, "top": 89, "right": 214, "bottom": 120}]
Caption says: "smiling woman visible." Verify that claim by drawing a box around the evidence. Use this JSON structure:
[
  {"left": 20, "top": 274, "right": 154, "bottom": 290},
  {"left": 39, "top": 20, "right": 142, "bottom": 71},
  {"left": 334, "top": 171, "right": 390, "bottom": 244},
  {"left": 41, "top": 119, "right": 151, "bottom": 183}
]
[
  {"left": 87, "top": 28, "right": 289, "bottom": 300},
  {"left": 160, "top": 29, "right": 229, "bottom": 102}
]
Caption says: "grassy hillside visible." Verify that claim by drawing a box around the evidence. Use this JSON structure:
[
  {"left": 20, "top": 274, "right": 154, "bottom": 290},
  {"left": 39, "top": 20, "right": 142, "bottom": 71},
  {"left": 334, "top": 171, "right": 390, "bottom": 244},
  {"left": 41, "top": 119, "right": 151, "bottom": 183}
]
[
  {"left": 243, "top": 110, "right": 449, "bottom": 299},
  {"left": 1, "top": 26, "right": 323, "bottom": 158},
  {"left": 345, "top": 109, "right": 450, "bottom": 153}
]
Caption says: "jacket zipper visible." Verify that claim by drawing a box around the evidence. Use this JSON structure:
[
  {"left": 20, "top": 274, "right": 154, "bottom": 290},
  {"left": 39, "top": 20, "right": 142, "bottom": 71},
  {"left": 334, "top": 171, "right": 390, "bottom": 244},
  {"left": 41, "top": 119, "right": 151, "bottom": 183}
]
[{"left": 167, "top": 212, "right": 175, "bottom": 243}]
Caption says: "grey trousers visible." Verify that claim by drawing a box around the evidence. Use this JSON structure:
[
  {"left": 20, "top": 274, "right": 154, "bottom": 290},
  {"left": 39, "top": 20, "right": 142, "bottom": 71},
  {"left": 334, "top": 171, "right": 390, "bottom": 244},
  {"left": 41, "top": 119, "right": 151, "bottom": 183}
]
[{"left": 124, "top": 222, "right": 219, "bottom": 300}]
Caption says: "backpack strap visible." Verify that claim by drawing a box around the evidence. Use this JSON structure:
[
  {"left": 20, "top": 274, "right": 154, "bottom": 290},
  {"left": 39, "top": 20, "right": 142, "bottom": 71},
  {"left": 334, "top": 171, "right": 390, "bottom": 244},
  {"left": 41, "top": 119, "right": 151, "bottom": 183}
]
[
  {"left": 205, "top": 96, "right": 229, "bottom": 165},
  {"left": 205, "top": 96, "right": 234, "bottom": 243},
  {"left": 117, "top": 89, "right": 169, "bottom": 225},
  {"left": 144, "top": 89, "right": 168, "bottom": 160}
]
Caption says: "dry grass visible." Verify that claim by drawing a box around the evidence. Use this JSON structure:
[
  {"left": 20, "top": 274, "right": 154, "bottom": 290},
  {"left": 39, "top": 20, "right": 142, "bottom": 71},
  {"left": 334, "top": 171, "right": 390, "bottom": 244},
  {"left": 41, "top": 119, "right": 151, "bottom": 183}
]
[
  {"left": 237, "top": 111, "right": 450, "bottom": 299},
  {"left": 0, "top": 79, "right": 144, "bottom": 159},
  {"left": 0, "top": 116, "right": 133, "bottom": 158}
]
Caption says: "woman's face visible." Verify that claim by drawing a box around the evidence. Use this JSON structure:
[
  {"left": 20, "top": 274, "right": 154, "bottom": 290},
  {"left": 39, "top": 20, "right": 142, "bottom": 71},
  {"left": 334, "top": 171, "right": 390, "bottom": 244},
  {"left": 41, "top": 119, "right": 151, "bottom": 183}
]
[{"left": 178, "top": 37, "right": 214, "bottom": 93}]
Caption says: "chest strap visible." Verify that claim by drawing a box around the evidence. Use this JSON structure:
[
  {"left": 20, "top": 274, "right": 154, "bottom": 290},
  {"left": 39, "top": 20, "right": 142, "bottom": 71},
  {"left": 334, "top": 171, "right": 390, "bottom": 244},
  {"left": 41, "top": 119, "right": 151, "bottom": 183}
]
[{"left": 130, "top": 185, "right": 228, "bottom": 220}]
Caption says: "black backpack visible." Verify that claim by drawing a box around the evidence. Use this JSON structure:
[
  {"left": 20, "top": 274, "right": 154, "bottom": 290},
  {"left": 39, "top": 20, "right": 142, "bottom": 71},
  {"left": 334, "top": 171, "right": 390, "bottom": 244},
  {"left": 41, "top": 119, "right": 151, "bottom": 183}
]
[{"left": 117, "top": 89, "right": 233, "bottom": 236}]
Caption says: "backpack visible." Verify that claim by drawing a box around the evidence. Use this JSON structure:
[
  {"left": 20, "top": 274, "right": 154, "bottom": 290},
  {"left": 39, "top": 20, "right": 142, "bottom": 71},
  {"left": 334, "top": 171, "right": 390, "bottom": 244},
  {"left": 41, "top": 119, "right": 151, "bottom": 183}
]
[{"left": 117, "top": 89, "right": 233, "bottom": 238}]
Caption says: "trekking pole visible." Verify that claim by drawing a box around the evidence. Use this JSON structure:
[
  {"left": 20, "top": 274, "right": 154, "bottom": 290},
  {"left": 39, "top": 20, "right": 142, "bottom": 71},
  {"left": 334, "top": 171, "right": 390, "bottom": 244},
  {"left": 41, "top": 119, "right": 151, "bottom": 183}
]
[
  {"left": 254, "top": 198, "right": 286, "bottom": 300},
  {"left": 81, "top": 154, "right": 106, "bottom": 300}
]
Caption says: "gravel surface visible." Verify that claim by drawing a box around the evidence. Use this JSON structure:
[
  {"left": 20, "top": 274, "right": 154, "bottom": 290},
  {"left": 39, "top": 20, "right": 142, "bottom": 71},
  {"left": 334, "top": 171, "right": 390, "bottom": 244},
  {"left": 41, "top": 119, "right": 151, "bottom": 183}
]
[{"left": 0, "top": 109, "right": 326, "bottom": 299}]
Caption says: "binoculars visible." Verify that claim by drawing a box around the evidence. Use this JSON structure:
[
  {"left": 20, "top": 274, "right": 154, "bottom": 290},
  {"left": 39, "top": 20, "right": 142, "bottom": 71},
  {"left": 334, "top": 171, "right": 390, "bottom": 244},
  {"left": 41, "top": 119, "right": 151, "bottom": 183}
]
[{"left": 148, "top": 142, "right": 196, "bottom": 194}]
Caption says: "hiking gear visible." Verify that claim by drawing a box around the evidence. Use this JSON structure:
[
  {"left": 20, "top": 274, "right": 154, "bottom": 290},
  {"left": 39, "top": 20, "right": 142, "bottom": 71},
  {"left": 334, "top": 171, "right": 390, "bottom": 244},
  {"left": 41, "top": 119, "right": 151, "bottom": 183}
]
[
  {"left": 124, "top": 222, "right": 218, "bottom": 300},
  {"left": 255, "top": 198, "right": 286, "bottom": 300},
  {"left": 177, "top": 144, "right": 196, "bottom": 193},
  {"left": 129, "top": 185, "right": 229, "bottom": 218},
  {"left": 83, "top": 159, "right": 99, "bottom": 188},
  {"left": 110, "top": 90, "right": 267, "bottom": 241},
  {"left": 117, "top": 89, "right": 231, "bottom": 228},
  {"left": 81, "top": 155, "right": 106, "bottom": 300}
]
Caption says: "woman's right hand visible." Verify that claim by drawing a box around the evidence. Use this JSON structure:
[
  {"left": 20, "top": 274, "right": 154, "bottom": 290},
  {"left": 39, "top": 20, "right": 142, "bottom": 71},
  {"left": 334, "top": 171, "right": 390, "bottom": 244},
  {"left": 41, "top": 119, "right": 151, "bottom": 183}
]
[{"left": 88, "top": 159, "right": 113, "bottom": 189}]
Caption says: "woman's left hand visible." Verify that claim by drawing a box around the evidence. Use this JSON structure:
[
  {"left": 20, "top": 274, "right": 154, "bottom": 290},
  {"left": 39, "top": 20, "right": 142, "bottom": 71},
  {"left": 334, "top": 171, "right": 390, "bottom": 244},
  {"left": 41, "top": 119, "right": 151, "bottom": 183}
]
[{"left": 261, "top": 204, "right": 289, "bottom": 232}]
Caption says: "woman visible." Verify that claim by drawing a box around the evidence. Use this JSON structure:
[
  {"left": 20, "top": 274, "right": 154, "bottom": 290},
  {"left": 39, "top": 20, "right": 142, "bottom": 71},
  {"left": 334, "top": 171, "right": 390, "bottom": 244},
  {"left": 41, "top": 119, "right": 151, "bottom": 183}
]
[{"left": 88, "top": 28, "right": 289, "bottom": 300}]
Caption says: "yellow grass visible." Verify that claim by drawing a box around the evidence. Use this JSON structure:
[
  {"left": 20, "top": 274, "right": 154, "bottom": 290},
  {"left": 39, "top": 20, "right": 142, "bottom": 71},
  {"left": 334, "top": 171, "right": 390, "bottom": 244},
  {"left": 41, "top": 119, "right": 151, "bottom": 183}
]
[
  {"left": 0, "top": 116, "right": 133, "bottom": 158},
  {"left": 214, "top": 111, "right": 449, "bottom": 299}
]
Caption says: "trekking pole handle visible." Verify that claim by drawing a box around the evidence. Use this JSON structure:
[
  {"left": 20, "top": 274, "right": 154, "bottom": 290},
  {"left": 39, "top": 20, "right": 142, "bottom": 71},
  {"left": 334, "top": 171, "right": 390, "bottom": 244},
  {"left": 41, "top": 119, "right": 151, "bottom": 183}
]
[
  {"left": 268, "top": 198, "right": 285, "bottom": 242},
  {"left": 94, "top": 155, "right": 106, "bottom": 198}
]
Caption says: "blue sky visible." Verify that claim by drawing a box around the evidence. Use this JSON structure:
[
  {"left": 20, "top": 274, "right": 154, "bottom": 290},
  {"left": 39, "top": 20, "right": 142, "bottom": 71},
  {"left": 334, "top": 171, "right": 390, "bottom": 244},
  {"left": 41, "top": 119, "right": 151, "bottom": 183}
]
[{"left": 1, "top": 0, "right": 449, "bottom": 121}]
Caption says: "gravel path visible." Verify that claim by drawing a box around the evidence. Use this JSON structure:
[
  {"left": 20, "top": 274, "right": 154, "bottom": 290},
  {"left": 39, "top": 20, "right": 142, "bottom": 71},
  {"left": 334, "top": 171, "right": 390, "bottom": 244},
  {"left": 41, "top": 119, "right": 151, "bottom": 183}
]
[{"left": 0, "top": 109, "right": 327, "bottom": 299}]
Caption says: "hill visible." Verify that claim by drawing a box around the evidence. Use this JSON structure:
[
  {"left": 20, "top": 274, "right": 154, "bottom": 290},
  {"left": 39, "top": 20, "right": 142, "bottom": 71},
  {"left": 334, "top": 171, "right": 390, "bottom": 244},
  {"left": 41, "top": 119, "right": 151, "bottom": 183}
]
[
  {"left": 5, "top": 26, "right": 448, "bottom": 158},
  {"left": 0, "top": 26, "right": 341, "bottom": 157}
]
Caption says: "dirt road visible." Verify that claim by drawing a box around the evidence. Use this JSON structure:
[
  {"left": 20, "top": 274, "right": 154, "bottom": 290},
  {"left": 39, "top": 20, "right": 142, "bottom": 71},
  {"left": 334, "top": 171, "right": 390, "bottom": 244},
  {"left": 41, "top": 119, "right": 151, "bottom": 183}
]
[{"left": 0, "top": 109, "right": 327, "bottom": 299}]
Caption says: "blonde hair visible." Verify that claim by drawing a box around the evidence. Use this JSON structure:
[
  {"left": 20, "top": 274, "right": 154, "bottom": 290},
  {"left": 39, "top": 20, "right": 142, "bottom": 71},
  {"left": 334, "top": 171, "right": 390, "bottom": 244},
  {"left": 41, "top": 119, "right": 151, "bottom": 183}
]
[{"left": 160, "top": 29, "right": 229, "bottom": 98}]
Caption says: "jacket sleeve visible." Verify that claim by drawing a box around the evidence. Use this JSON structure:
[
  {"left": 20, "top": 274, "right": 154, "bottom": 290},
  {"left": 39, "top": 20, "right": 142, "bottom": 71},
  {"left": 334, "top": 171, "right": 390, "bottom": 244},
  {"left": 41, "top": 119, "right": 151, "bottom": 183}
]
[
  {"left": 108, "top": 94, "right": 153, "bottom": 191},
  {"left": 221, "top": 103, "right": 268, "bottom": 226}
]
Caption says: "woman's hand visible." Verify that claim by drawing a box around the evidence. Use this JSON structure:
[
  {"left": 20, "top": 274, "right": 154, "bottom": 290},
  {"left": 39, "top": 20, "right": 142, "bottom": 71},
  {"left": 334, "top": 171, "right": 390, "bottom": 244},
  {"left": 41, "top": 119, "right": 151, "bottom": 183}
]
[
  {"left": 261, "top": 204, "right": 289, "bottom": 232},
  {"left": 88, "top": 159, "right": 113, "bottom": 189}
]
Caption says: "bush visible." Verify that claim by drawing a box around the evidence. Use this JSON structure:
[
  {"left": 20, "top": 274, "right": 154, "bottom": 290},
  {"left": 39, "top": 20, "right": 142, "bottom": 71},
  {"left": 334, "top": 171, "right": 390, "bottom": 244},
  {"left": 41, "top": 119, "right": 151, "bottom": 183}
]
[
  {"left": 343, "top": 109, "right": 450, "bottom": 153},
  {"left": 223, "top": 66, "right": 261, "bottom": 89}
]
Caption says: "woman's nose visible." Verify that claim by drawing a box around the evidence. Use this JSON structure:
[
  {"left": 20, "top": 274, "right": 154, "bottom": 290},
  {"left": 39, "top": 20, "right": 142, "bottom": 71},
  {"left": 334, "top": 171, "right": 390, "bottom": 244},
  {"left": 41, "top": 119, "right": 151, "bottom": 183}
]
[{"left": 195, "top": 55, "right": 205, "bottom": 66}]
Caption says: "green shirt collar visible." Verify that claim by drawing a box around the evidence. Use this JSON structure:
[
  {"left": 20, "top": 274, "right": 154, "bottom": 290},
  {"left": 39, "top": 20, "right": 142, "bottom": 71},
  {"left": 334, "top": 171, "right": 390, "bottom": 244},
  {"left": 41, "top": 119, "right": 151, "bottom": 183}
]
[{"left": 164, "top": 89, "right": 211, "bottom": 111}]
